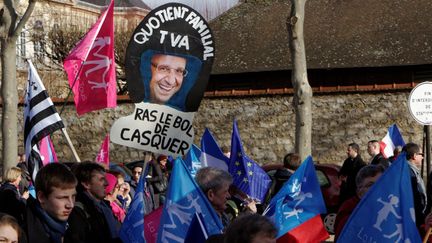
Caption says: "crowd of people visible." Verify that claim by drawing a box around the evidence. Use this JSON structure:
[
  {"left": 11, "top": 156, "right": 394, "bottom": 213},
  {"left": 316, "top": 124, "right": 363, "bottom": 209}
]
[
  {"left": 0, "top": 140, "right": 431, "bottom": 242},
  {"left": 0, "top": 153, "right": 173, "bottom": 243},
  {"left": 335, "top": 141, "right": 429, "bottom": 241}
]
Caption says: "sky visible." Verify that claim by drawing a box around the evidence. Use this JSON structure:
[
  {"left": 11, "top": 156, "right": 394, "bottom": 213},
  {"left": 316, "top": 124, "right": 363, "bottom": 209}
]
[{"left": 141, "top": 0, "right": 240, "bottom": 21}]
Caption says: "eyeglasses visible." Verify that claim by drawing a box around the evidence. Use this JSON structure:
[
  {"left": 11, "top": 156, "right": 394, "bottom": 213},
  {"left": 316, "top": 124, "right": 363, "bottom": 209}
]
[
  {"left": 151, "top": 63, "right": 188, "bottom": 77},
  {"left": 417, "top": 153, "right": 424, "bottom": 156}
]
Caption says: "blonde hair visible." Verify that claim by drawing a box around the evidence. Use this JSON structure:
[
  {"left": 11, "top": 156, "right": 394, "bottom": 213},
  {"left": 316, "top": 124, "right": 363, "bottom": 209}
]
[{"left": 4, "top": 167, "right": 22, "bottom": 183}]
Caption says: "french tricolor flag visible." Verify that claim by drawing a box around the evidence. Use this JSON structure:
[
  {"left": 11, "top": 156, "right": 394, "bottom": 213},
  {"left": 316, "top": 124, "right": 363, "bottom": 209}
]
[{"left": 380, "top": 124, "right": 405, "bottom": 158}]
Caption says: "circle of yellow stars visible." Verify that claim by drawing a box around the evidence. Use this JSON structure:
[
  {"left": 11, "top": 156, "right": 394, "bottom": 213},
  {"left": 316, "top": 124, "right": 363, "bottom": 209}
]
[{"left": 234, "top": 160, "right": 254, "bottom": 183}]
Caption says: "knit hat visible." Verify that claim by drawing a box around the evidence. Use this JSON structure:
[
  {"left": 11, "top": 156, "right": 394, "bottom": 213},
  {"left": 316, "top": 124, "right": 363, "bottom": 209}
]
[{"left": 105, "top": 173, "right": 117, "bottom": 194}]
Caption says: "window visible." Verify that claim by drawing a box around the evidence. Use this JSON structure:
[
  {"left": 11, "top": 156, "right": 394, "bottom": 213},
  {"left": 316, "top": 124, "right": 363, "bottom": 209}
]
[
  {"left": 16, "top": 30, "right": 27, "bottom": 69},
  {"left": 316, "top": 170, "right": 330, "bottom": 187},
  {"left": 33, "top": 20, "right": 45, "bottom": 62}
]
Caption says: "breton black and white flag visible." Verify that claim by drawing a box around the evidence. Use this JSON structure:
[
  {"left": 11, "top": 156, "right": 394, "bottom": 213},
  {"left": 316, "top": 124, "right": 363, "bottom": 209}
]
[{"left": 24, "top": 60, "right": 64, "bottom": 181}]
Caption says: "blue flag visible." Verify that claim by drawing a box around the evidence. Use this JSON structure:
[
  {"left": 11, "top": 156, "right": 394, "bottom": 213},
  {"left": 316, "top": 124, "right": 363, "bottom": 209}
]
[
  {"left": 263, "top": 156, "right": 327, "bottom": 238},
  {"left": 184, "top": 144, "right": 202, "bottom": 177},
  {"left": 228, "top": 120, "right": 272, "bottom": 203},
  {"left": 119, "top": 164, "right": 147, "bottom": 243},
  {"left": 200, "top": 128, "right": 229, "bottom": 171},
  {"left": 338, "top": 153, "right": 421, "bottom": 242},
  {"left": 157, "top": 158, "right": 223, "bottom": 242},
  {"left": 184, "top": 212, "right": 209, "bottom": 243}
]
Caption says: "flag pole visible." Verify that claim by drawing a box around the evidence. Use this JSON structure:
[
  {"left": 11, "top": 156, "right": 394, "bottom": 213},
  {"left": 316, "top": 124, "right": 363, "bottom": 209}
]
[
  {"left": 423, "top": 227, "right": 431, "bottom": 243},
  {"left": 61, "top": 128, "right": 81, "bottom": 162}
]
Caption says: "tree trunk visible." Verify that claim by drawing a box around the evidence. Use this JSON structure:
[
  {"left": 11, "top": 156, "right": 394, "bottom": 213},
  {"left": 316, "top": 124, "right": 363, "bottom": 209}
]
[
  {"left": 0, "top": 0, "right": 36, "bottom": 176},
  {"left": 287, "top": 0, "right": 312, "bottom": 161},
  {"left": 1, "top": 39, "right": 18, "bottom": 175}
]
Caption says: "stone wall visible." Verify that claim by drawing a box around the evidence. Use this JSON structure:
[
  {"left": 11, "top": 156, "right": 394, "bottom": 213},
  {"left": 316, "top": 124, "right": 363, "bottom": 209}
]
[{"left": 12, "top": 91, "right": 424, "bottom": 166}]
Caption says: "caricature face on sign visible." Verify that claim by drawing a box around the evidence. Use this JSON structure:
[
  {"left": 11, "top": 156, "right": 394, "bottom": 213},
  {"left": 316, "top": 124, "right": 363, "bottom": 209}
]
[
  {"left": 110, "top": 3, "right": 214, "bottom": 158},
  {"left": 140, "top": 51, "right": 202, "bottom": 111}
]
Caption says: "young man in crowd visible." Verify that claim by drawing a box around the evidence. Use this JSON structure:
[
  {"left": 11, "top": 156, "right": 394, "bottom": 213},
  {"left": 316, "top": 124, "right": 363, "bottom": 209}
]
[
  {"left": 65, "top": 162, "right": 121, "bottom": 243},
  {"left": 367, "top": 140, "right": 390, "bottom": 168},
  {"left": 23, "top": 163, "right": 77, "bottom": 243}
]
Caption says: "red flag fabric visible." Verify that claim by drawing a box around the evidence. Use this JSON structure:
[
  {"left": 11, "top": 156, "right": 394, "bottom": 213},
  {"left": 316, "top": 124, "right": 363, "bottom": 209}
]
[
  {"left": 95, "top": 134, "right": 110, "bottom": 168},
  {"left": 63, "top": 0, "right": 116, "bottom": 115},
  {"left": 277, "top": 215, "right": 329, "bottom": 243},
  {"left": 39, "top": 135, "right": 58, "bottom": 166},
  {"left": 144, "top": 206, "right": 163, "bottom": 243}
]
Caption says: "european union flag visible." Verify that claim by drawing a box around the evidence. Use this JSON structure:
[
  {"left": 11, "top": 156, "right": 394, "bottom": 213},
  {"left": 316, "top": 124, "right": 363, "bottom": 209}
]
[
  {"left": 263, "top": 156, "right": 327, "bottom": 238},
  {"left": 184, "top": 144, "right": 202, "bottom": 177},
  {"left": 157, "top": 158, "right": 223, "bottom": 243},
  {"left": 338, "top": 152, "right": 421, "bottom": 242},
  {"left": 200, "top": 128, "right": 229, "bottom": 171},
  {"left": 229, "top": 120, "right": 272, "bottom": 203},
  {"left": 119, "top": 162, "right": 147, "bottom": 243}
]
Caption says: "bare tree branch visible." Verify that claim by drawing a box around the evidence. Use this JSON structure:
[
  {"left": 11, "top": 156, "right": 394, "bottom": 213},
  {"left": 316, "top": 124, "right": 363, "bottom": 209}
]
[{"left": 12, "top": 0, "right": 37, "bottom": 41}]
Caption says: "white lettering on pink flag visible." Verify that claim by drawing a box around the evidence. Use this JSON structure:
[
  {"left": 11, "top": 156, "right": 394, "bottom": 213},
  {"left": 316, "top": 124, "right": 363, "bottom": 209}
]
[{"left": 63, "top": 0, "right": 116, "bottom": 115}]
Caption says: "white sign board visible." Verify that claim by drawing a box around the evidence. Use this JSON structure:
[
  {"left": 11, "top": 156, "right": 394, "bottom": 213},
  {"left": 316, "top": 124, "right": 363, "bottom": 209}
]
[
  {"left": 408, "top": 81, "right": 432, "bottom": 125},
  {"left": 110, "top": 102, "right": 194, "bottom": 158}
]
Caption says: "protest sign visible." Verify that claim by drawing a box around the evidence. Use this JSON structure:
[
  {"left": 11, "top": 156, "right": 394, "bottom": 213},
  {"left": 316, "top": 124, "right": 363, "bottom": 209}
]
[
  {"left": 111, "top": 3, "right": 215, "bottom": 157},
  {"left": 111, "top": 103, "right": 194, "bottom": 156}
]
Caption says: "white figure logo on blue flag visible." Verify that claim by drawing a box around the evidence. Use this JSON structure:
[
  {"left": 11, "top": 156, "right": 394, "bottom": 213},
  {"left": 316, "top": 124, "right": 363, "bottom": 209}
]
[
  {"left": 263, "top": 156, "right": 326, "bottom": 238},
  {"left": 157, "top": 158, "right": 223, "bottom": 243},
  {"left": 338, "top": 152, "right": 421, "bottom": 242}
]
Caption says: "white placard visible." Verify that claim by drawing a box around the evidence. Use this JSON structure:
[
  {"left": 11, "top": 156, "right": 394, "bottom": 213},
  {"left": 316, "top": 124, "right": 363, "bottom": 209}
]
[
  {"left": 408, "top": 81, "right": 432, "bottom": 125},
  {"left": 110, "top": 102, "right": 194, "bottom": 157}
]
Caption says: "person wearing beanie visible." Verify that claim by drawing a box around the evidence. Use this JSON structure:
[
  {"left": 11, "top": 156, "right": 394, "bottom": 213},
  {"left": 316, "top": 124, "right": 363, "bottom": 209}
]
[{"left": 104, "top": 173, "right": 125, "bottom": 223}]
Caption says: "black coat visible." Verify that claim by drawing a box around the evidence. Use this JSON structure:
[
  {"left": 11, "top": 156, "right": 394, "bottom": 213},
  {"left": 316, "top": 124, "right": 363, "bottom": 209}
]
[
  {"left": 272, "top": 168, "right": 293, "bottom": 197},
  {"left": 370, "top": 153, "right": 390, "bottom": 169},
  {"left": 64, "top": 192, "right": 121, "bottom": 243},
  {"left": 339, "top": 155, "right": 366, "bottom": 204},
  {"left": 21, "top": 197, "right": 52, "bottom": 243},
  {"left": 0, "top": 183, "right": 26, "bottom": 225}
]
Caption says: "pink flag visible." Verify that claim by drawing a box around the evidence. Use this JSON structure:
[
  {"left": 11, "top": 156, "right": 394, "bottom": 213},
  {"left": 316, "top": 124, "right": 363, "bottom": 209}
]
[
  {"left": 96, "top": 134, "right": 110, "bottom": 168},
  {"left": 63, "top": 0, "right": 116, "bottom": 115},
  {"left": 144, "top": 206, "right": 163, "bottom": 243},
  {"left": 39, "top": 135, "right": 58, "bottom": 166}
]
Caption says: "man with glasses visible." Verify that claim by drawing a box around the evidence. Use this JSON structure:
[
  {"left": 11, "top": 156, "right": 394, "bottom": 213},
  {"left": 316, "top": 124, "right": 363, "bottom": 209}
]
[
  {"left": 334, "top": 165, "right": 384, "bottom": 240},
  {"left": 403, "top": 142, "right": 427, "bottom": 228},
  {"left": 149, "top": 54, "right": 187, "bottom": 105}
]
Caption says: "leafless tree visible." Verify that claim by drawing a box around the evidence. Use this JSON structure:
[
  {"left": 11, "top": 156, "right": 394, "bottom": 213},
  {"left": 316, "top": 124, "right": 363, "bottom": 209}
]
[
  {"left": 287, "top": 0, "right": 312, "bottom": 161},
  {"left": 0, "top": 0, "right": 37, "bottom": 176},
  {"left": 32, "top": 23, "right": 133, "bottom": 94}
]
